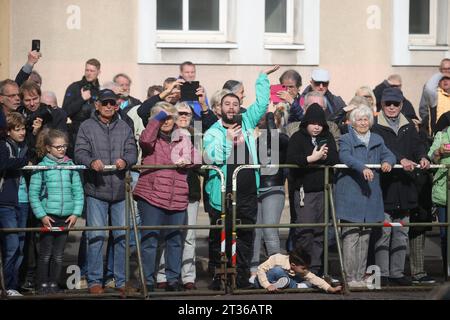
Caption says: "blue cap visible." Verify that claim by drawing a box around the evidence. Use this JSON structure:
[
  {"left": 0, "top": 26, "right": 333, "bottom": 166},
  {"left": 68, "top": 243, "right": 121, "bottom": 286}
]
[{"left": 381, "top": 87, "right": 403, "bottom": 103}]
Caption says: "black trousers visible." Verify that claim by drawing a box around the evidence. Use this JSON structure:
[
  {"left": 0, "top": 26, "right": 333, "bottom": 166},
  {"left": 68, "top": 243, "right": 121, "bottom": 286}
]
[
  {"left": 207, "top": 194, "right": 257, "bottom": 287},
  {"left": 36, "top": 215, "right": 69, "bottom": 286}
]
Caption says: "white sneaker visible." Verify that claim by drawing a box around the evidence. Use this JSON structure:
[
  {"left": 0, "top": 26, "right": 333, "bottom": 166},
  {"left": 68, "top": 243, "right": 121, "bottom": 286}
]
[
  {"left": 348, "top": 280, "right": 367, "bottom": 288},
  {"left": 248, "top": 275, "right": 256, "bottom": 285},
  {"left": 6, "top": 289, "right": 23, "bottom": 296},
  {"left": 322, "top": 275, "right": 340, "bottom": 284},
  {"left": 272, "top": 277, "right": 290, "bottom": 289},
  {"left": 297, "top": 282, "right": 312, "bottom": 289}
]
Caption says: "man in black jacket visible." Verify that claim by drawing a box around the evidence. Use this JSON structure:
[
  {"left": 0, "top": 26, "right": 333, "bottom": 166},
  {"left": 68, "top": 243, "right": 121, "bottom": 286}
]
[
  {"left": 62, "top": 58, "right": 101, "bottom": 158},
  {"left": 371, "top": 87, "right": 430, "bottom": 287},
  {"left": 373, "top": 74, "right": 419, "bottom": 121},
  {"left": 301, "top": 69, "right": 345, "bottom": 122}
]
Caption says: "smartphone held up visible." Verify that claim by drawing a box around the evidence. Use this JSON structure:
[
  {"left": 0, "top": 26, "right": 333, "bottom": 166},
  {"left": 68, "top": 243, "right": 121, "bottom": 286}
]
[{"left": 32, "top": 39, "right": 40, "bottom": 52}]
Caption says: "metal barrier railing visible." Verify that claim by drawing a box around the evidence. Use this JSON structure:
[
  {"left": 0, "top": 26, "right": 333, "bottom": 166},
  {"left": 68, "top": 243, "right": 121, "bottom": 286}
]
[
  {"left": 230, "top": 164, "right": 450, "bottom": 295},
  {"left": 2, "top": 163, "right": 449, "bottom": 298},
  {"left": 0, "top": 164, "right": 227, "bottom": 299}
]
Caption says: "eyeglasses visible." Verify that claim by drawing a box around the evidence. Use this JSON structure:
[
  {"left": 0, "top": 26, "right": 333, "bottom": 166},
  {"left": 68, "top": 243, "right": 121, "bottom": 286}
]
[
  {"left": 363, "top": 95, "right": 373, "bottom": 99},
  {"left": 384, "top": 101, "right": 401, "bottom": 107},
  {"left": 101, "top": 100, "right": 117, "bottom": 106},
  {"left": 178, "top": 111, "right": 192, "bottom": 117},
  {"left": 390, "top": 84, "right": 402, "bottom": 88},
  {"left": 51, "top": 144, "right": 69, "bottom": 151},
  {"left": 1, "top": 93, "right": 20, "bottom": 98},
  {"left": 313, "top": 81, "right": 329, "bottom": 87}
]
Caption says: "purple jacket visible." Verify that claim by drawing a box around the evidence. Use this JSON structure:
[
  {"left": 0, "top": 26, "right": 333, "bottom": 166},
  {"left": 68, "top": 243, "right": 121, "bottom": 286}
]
[{"left": 133, "top": 118, "right": 200, "bottom": 211}]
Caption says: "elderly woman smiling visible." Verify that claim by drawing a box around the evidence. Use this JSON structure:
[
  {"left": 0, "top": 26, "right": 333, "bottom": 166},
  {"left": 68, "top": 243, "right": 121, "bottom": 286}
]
[{"left": 334, "top": 105, "right": 396, "bottom": 288}]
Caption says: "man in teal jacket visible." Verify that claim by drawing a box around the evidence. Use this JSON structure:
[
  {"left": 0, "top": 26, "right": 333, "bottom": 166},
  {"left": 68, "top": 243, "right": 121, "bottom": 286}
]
[{"left": 203, "top": 65, "right": 279, "bottom": 289}]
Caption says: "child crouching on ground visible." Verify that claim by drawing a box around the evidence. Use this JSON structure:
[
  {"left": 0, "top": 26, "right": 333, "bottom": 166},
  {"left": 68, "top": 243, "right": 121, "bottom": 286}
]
[
  {"left": 254, "top": 246, "right": 342, "bottom": 293},
  {"left": 29, "top": 129, "right": 84, "bottom": 294}
]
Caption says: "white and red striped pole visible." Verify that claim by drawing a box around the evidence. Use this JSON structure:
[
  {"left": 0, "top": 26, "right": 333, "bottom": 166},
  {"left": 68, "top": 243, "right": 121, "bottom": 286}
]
[
  {"left": 231, "top": 233, "right": 237, "bottom": 267},
  {"left": 383, "top": 221, "right": 404, "bottom": 227}
]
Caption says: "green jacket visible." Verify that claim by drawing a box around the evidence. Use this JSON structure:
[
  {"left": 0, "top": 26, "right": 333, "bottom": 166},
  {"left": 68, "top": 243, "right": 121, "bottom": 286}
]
[
  {"left": 29, "top": 156, "right": 84, "bottom": 219},
  {"left": 428, "top": 128, "right": 450, "bottom": 206},
  {"left": 203, "top": 73, "right": 270, "bottom": 211}
]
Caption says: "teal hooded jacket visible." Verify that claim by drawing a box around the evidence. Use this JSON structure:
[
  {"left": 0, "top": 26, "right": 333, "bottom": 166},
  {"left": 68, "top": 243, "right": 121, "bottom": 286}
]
[
  {"left": 29, "top": 155, "right": 84, "bottom": 219},
  {"left": 203, "top": 73, "right": 270, "bottom": 211}
]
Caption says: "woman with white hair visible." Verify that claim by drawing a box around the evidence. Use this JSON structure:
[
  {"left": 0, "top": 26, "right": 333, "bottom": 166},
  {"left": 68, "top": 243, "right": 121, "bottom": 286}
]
[{"left": 334, "top": 105, "right": 396, "bottom": 288}]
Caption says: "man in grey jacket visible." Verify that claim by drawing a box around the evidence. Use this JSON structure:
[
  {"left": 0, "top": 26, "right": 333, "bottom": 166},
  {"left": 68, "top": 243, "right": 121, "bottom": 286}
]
[{"left": 75, "top": 89, "right": 137, "bottom": 294}]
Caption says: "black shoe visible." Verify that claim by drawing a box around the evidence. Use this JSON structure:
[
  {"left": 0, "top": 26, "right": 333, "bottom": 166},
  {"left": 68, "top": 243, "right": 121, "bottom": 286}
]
[
  {"left": 380, "top": 276, "right": 390, "bottom": 287},
  {"left": 37, "top": 283, "right": 50, "bottom": 295},
  {"left": 412, "top": 275, "right": 436, "bottom": 285},
  {"left": 21, "top": 280, "right": 34, "bottom": 292},
  {"left": 208, "top": 277, "right": 223, "bottom": 291},
  {"left": 389, "top": 276, "right": 412, "bottom": 286},
  {"left": 165, "top": 282, "right": 182, "bottom": 292},
  {"left": 48, "top": 282, "right": 60, "bottom": 294}
]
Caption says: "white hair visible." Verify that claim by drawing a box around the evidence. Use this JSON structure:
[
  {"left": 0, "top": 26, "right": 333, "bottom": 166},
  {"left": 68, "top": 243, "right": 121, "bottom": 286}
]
[{"left": 349, "top": 105, "right": 374, "bottom": 128}]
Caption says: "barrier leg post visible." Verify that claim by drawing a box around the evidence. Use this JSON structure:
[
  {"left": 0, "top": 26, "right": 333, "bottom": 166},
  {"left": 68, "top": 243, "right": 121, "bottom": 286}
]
[
  {"left": 328, "top": 184, "right": 349, "bottom": 295},
  {"left": 128, "top": 182, "right": 147, "bottom": 299},
  {"left": 324, "top": 167, "right": 329, "bottom": 277},
  {"left": 229, "top": 190, "right": 238, "bottom": 292},
  {"left": 125, "top": 172, "right": 131, "bottom": 291}
]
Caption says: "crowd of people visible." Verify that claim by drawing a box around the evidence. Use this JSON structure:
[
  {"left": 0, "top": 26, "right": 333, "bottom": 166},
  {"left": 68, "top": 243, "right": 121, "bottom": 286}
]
[{"left": 0, "top": 51, "right": 450, "bottom": 296}]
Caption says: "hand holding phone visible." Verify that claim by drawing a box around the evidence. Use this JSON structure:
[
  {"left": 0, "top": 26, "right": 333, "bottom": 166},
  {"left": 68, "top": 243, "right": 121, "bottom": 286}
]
[
  {"left": 32, "top": 39, "right": 40, "bottom": 52},
  {"left": 270, "top": 84, "right": 287, "bottom": 103},
  {"left": 233, "top": 114, "right": 243, "bottom": 126},
  {"left": 180, "top": 81, "right": 200, "bottom": 101}
]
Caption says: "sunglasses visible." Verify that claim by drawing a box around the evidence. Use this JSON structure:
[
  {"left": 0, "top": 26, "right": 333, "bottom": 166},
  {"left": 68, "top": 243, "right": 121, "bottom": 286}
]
[
  {"left": 101, "top": 100, "right": 117, "bottom": 106},
  {"left": 313, "top": 81, "right": 329, "bottom": 87},
  {"left": 178, "top": 111, "right": 192, "bottom": 117},
  {"left": 51, "top": 144, "right": 69, "bottom": 151},
  {"left": 384, "top": 101, "right": 401, "bottom": 107}
]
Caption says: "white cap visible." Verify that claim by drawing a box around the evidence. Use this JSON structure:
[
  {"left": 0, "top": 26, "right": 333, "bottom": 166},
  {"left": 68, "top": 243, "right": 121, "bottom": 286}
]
[{"left": 311, "top": 69, "right": 330, "bottom": 82}]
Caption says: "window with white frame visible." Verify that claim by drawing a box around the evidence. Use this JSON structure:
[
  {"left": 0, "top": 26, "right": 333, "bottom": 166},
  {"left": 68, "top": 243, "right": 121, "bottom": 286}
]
[
  {"left": 392, "top": 0, "right": 448, "bottom": 66},
  {"left": 264, "top": 0, "right": 295, "bottom": 44},
  {"left": 156, "top": 0, "right": 227, "bottom": 42},
  {"left": 409, "top": 0, "right": 438, "bottom": 45}
]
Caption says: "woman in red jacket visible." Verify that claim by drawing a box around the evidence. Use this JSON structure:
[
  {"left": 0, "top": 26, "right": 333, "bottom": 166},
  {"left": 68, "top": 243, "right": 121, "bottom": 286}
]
[{"left": 133, "top": 101, "right": 200, "bottom": 292}]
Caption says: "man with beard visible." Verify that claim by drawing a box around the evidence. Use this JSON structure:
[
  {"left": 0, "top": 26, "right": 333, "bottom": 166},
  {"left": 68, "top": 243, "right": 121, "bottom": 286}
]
[{"left": 203, "top": 65, "right": 279, "bottom": 290}]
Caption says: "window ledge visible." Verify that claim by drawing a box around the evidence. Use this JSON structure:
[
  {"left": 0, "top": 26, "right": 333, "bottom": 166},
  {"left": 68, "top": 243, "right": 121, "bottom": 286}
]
[
  {"left": 264, "top": 44, "right": 305, "bottom": 50},
  {"left": 156, "top": 42, "right": 238, "bottom": 49},
  {"left": 408, "top": 45, "right": 449, "bottom": 51}
]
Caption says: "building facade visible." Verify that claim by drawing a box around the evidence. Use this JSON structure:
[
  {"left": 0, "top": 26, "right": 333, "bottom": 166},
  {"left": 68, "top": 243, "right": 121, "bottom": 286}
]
[{"left": 1, "top": 0, "right": 449, "bottom": 112}]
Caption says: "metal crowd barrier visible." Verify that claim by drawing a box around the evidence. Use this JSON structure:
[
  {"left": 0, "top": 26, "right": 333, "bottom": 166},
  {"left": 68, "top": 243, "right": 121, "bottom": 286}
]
[
  {"left": 230, "top": 164, "right": 450, "bottom": 295},
  {"left": 0, "top": 164, "right": 227, "bottom": 300},
  {"left": 1, "top": 163, "right": 449, "bottom": 299}
]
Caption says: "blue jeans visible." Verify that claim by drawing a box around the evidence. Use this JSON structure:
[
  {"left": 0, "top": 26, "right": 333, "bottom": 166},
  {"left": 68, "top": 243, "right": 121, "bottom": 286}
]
[
  {"left": 86, "top": 197, "right": 126, "bottom": 288},
  {"left": 17, "top": 203, "right": 29, "bottom": 274},
  {"left": 104, "top": 172, "right": 141, "bottom": 281},
  {"left": 254, "top": 266, "right": 299, "bottom": 289},
  {"left": 0, "top": 206, "right": 28, "bottom": 290},
  {"left": 138, "top": 200, "right": 185, "bottom": 286}
]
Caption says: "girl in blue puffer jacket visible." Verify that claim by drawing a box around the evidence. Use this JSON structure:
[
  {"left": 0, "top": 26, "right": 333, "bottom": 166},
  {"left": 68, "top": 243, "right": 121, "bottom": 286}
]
[{"left": 29, "top": 129, "right": 84, "bottom": 294}]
